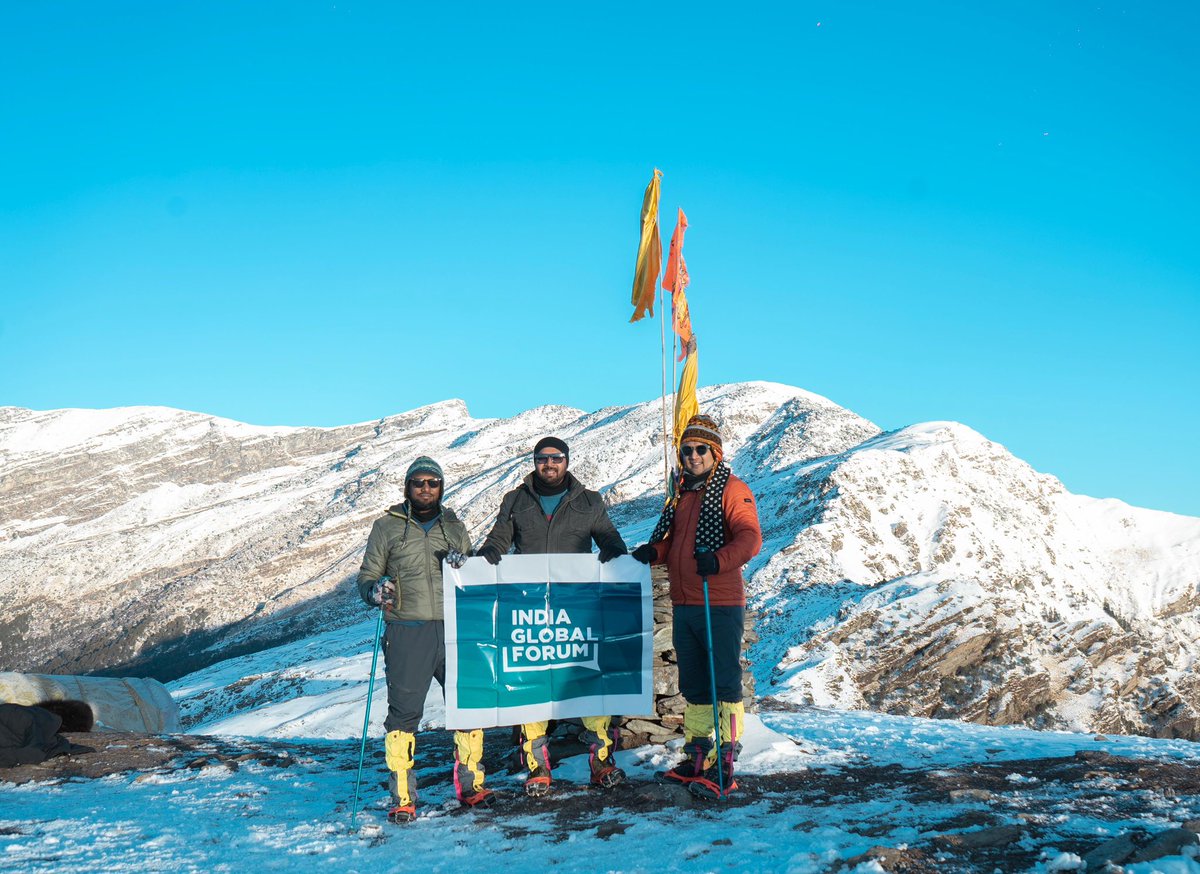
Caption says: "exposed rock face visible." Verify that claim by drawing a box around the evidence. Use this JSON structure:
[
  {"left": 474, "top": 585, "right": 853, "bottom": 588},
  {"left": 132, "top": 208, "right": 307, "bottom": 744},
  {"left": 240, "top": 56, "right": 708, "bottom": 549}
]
[
  {"left": 752, "top": 422, "right": 1200, "bottom": 740},
  {"left": 4, "top": 383, "right": 1199, "bottom": 741}
]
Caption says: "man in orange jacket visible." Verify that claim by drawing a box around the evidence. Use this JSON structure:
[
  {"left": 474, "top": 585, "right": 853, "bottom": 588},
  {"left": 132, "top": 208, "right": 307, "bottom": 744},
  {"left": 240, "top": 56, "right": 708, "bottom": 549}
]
[{"left": 631, "top": 414, "right": 762, "bottom": 799}]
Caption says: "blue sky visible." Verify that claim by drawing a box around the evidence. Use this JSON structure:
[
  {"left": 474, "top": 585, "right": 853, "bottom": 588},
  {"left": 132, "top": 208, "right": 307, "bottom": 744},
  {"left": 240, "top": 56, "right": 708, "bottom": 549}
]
[{"left": 2, "top": 3, "right": 1197, "bottom": 516}]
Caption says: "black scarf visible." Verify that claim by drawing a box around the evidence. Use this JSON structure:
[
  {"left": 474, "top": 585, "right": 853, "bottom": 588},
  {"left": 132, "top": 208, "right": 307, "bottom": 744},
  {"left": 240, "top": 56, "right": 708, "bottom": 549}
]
[
  {"left": 406, "top": 500, "right": 441, "bottom": 523},
  {"left": 531, "top": 473, "right": 569, "bottom": 497},
  {"left": 649, "top": 462, "right": 731, "bottom": 552}
]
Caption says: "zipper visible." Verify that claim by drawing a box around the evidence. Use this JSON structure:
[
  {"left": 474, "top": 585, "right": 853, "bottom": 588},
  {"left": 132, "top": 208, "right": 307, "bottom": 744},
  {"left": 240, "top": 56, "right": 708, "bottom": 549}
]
[{"left": 528, "top": 477, "right": 576, "bottom": 552}]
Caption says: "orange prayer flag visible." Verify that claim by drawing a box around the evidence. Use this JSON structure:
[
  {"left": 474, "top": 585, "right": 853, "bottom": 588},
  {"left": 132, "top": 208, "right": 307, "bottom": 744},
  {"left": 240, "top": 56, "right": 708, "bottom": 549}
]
[
  {"left": 671, "top": 289, "right": 693, "bottom": 362},
  {"left": 663, "top": 208, "right": 692, "bottom": 359},
  {"left": 629, "top": 169, "right": 663, "bottom": 323},
  {"left": 663, "top": 208, "right": 689, "bottom": 294}
]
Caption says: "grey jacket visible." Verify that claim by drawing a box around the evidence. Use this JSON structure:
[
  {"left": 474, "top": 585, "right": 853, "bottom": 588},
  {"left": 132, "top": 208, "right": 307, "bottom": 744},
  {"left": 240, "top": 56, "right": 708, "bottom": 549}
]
[
  {"left": 480, "top": 472, "right": 627, "bottom": 557},
  {"left": 356, "top": 502, "right": 471, "bottom": 621}
]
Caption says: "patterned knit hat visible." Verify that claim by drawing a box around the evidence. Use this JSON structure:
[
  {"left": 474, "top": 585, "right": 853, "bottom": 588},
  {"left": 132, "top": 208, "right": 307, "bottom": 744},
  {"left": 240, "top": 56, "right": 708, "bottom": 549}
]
[
  {"left": 405, "top": 456, "right": 444, "bottom": 482},
  {"left": 680, "top": 414, "right": 723, "bottom": 463}
]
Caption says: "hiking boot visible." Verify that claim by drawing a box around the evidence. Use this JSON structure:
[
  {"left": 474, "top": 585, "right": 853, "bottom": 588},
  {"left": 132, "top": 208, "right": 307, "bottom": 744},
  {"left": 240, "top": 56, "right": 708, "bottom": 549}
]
[
  {"left": 660, "top": 738, "right": 712, "bottom": 786},
  {"left": 524, "top": 765, "right": 552, "bottom": 797},
  {"left": 661, "top": 760, "right": 702, "bottom": 785},
  {"left": 688, "top": 746, "right": 737, "bottom": 800},
  {"left": 387, "top": 803, "right": 417, "bottom": 823},
  {"left": 688, "top": 772, "right": 738, "bottom": 800},
  {"left": 460, "top": 788, "right": 496, "bottom": 809},
  {"left": 590, "top": 761, "right": 626, "bottom": 789}
]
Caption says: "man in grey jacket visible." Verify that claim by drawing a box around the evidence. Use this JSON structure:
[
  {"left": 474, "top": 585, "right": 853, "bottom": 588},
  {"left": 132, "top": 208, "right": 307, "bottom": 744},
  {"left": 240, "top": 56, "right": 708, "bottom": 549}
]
[
  {"left": 479, "top": 436, "right": 628, "bottom": 796},
  {"left": 358, "top": 456, "right": 492, "bottom": 823}
]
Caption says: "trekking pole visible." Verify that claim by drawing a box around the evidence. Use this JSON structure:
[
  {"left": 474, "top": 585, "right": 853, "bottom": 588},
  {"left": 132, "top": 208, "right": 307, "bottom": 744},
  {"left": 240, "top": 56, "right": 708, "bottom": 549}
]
[
  {"left": 350, "top": 579, "right": 388, "bottom": 830},
  {"left": 696, "top": 548, "right": 725, "bottom": 800}
]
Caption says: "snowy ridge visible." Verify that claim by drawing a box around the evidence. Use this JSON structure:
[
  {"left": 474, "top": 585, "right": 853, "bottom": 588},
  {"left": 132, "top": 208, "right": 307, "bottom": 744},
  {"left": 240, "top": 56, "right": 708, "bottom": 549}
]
[
  {"left": 3, "top": 381, "right": 1199, "bottom": 740},
  {"left": 750, "top": 420, "right": 1200, "bottom": 738}
]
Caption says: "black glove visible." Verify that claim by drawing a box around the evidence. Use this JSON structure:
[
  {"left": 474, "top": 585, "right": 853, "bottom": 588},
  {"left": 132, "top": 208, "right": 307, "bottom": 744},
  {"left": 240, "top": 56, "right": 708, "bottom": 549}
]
[
  {"left": 598, "top": 544, "right": 626, "bottom": 563},
  {"left": 631, "top": 544, "right": 657, "bottom": 564},
  {"left": 480, "top": 545, "right": 503, "bottom": 565},
  {"left": 695, "top": 550, "right": 720, "bottom": 577}
]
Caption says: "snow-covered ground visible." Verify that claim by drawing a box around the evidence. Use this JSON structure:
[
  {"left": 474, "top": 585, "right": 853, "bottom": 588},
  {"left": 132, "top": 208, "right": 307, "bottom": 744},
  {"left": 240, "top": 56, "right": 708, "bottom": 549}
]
[
  {"left": 7, "top": 604, "right": 1200, "bottom": 871},
  {"left": 3, "top": 709, "right": 1199, "bottom": 873}
]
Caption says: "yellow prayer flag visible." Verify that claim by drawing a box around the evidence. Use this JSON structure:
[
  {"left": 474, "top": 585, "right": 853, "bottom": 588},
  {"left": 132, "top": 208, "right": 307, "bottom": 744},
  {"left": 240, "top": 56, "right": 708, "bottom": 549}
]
[
  {"left": 629, "top": 169, "right": 663, "bottom": 323},
  {"left": 673, "top": 341, "right": 699, "bottom": 447}
]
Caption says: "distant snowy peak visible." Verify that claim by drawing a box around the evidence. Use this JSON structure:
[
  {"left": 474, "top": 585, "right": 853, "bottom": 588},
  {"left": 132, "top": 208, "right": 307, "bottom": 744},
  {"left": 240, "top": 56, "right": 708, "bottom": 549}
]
[
  {"left": 749, "top": 417, "right": 1200, "bottom": 739},
  {"left": 0, "top": 405, "right": 294, "bottom": 458}
]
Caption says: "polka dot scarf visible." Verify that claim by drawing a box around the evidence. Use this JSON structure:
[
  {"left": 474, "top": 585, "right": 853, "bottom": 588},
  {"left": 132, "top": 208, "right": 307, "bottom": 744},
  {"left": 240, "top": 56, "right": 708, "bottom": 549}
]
[{"left": 648, "top": 462, "right": 731, "bottom": 552}]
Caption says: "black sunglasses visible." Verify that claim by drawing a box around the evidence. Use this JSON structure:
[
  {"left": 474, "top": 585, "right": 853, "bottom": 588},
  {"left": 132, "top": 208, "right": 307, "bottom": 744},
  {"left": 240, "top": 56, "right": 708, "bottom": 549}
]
[
  {"left": 534, "top": 453, "right": 566, "bottom": 464},
  {"left": 680, "top": 445, "right": 710, "bottom": 458},
  {"left": 409, "top": 478, "right": 443, "bottom": 489}
]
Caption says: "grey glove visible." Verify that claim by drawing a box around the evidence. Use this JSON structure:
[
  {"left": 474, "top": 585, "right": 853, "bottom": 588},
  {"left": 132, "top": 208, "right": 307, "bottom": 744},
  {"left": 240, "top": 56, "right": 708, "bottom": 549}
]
[
  {"left": 445, "top": 549, "right": 468, "bottom": 569},
  {"left": 369, "top": 577, "right": 396, "bottom": 607}
]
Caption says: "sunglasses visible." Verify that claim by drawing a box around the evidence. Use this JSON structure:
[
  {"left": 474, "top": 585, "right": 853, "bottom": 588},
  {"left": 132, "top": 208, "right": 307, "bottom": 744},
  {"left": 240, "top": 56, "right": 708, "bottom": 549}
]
[
  {"left": 409, "top": 478, "right": 443, "bottom": 489},
  {"left": 534, "top": 453, "right": 566, "bottom": 465},
  {"left": 680, "top": 445, "right": 710, "bottom": 458}
]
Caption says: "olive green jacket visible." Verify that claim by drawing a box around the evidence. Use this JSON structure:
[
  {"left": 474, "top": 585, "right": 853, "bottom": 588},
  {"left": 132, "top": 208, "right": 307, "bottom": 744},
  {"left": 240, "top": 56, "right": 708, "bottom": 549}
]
[
  {"left": 480, "top": 472, "right": 627, "bottom": 557},
  {"left": 356, "top": 502, "right": 471, "bottom": 622}
]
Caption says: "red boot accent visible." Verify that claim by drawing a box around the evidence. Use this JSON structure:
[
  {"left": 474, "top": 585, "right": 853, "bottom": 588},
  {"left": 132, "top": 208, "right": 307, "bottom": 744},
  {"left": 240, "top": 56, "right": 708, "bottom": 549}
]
[
  {"left": 688, "top": 775, "right": 738, "bottom": 800},
  {"left": 525, "top": 765, "right": 553, "bottom": 797},
  {"left": 590, "top": 762, "right": 626, "bottom": 789},
  {"left": 460, "top": 789, "right": 495, "bottom": 809},
  {"left": 387, "top": 804, "right": 416, "bottom": 823}
]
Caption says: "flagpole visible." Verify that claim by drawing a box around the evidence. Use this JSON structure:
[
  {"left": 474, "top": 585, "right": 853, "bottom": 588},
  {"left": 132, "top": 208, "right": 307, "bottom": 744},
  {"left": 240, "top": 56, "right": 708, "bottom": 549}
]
[
  {"left": 659, "top": 277, "right": 670, "bottom": 492},
  {"left": 627, "top": 167, "right": 668, "bottom": 493},
  {"left": 672, "top": 319, "right": 678, "bottom": 436},
  {"left": 669, "top": 281, "right": 678, "bottom": 492}
]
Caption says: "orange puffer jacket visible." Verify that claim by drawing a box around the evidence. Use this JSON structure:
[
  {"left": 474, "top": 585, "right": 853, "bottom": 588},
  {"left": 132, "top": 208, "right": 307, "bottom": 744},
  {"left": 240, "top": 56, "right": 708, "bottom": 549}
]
[{"left": 650, "top": 473, "right": 762, "bottom": 606}]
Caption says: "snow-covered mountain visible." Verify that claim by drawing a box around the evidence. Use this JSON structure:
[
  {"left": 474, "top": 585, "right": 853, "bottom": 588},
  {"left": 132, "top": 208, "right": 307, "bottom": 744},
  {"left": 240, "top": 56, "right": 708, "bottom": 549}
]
[
  {"left": 3, "top": 382, "right": 1198, "bottom": 739},
  {"left": 749, "top": 422, "right": 1200, "bottom": 740}
]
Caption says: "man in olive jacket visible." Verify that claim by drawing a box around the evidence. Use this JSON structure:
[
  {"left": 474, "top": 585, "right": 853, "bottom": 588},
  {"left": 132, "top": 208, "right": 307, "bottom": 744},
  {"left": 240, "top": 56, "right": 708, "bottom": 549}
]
[
  {"left": 479, "top": 436, "right": 628, "bottom": 796},
  {"left": 357, "top": 456, "right": 491, "bottom": 823}
]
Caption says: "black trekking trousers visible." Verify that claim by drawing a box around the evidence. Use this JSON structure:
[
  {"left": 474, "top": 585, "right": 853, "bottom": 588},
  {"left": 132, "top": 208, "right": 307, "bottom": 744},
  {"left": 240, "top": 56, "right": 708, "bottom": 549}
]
[{"left": 672, "top": 605, "right": 745, "bottom": 704}]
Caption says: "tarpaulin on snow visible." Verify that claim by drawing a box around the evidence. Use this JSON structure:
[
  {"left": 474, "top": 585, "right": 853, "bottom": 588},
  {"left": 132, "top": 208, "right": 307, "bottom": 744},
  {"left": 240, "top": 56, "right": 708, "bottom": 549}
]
[{"left": 0, "top": 672, "right": 179, "bottom": 733}]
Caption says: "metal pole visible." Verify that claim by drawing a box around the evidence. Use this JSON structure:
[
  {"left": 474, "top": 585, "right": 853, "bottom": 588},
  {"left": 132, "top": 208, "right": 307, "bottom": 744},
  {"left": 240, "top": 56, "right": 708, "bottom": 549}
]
[
  {"left": 699, "top": 554, "right": 725, "bottom": 800},
  {"left": 350, "top": 594, "right": 386, "bottom": 829},
  {"left": 659, "top": 280, "right": 671, "bottom": 492}
]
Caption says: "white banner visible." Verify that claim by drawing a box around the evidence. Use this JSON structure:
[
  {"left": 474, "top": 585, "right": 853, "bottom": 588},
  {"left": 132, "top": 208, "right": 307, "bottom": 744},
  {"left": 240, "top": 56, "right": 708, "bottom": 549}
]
[{"left": 443, "top": 554, "right": 653, "bottom": 730}]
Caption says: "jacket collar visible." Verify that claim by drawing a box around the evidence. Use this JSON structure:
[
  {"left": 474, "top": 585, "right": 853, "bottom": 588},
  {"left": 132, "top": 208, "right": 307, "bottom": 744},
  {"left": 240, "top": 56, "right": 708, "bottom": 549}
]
[
  {"left": 521, "top": 471, "right": 582, "bottom": 503},
  {"left": 386, "top": 501, "right": 460, "bottom": 523}
]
